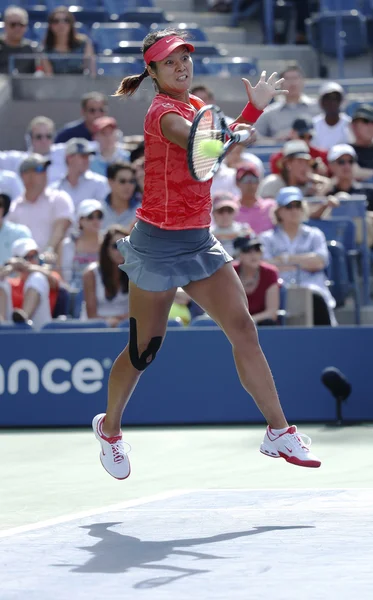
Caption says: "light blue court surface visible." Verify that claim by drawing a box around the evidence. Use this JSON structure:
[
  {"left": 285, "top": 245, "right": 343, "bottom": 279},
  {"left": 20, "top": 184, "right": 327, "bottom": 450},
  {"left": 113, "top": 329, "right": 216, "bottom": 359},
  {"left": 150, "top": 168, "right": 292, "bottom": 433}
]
[{"left": 1, "top": 489, "right": 372, "bottom": 600}]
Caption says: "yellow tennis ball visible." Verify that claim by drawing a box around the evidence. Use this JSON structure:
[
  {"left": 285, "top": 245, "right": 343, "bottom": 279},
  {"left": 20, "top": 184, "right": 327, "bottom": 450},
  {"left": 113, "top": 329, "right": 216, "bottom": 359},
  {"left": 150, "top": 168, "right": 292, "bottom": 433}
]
[{"left": 199, "top": 139, "right": 223, "bottom": 158}]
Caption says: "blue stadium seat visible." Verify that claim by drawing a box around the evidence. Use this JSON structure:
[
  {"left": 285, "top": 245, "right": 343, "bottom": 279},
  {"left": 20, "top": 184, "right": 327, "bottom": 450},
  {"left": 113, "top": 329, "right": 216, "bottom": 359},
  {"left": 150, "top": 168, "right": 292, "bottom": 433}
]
[
  {"left": 150, "top": 22, "right": 208, "bottom": 42},
  {"left": 118, "top": 318, "right": 129, "bottom": 327},
  {"left": 345, "top": 100, "right": 373, "bottom": 117},
  {"left": 201, "top": 57, "right": 258, "bottom": 77},
  {"left": 96, "top": 56, "right": 143, "bottom": 76},
  {"left": 189, "top": 315, "right": 218, "bottom": 327},
  {"left": 22, "top": 5, "right": 48, "bottom": 23},
  {"left": 192, "top": 58, "right": 210, "bottom": 76},
  {"left": 91, "top": 22, "right": 148, "bottom": 52},
  {"left": 0, "top": 321, "right": 34, "bottom": 331},
  {"left": 66, "top": 7, "right": 111, "bottom": 25},
  {"left": 320, "top": 0, "right": 370, "bottom": 10},
  {"left": 42, "top": 319, "right": 108, "bottom": 330},
  {"left": 46, "top": 0, "right": 103, "bottom": 8},
  {"left": 167, "top": 318, "right": 184, "bottom": 328},
  {"left": 189, "top": 42, "right": 221, "bottom": 56},
  {"left": 104, "top": 0, "right": 154, "bottom": 13},
  {"left": 306, "top": 11, "right": 368, "bottom": 57},
  {"left": 31, "top": 21, "right": 89, "bottom": 43},
  {"left": 307, "top": 219, "right": 361, "bottom": 324},
  {"left": 118, "top": 9, "right": 168, "bottom": 26}
]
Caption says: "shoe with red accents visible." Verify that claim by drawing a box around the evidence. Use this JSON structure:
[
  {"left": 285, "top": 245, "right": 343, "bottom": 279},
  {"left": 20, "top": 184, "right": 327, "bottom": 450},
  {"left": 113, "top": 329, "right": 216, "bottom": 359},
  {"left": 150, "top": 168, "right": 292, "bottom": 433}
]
[
  {"left": 92, "top": 413, "right": 131, "bottom": 480},
  {"left": 260, "top": 425, "right": 321, "bottom": 468}
]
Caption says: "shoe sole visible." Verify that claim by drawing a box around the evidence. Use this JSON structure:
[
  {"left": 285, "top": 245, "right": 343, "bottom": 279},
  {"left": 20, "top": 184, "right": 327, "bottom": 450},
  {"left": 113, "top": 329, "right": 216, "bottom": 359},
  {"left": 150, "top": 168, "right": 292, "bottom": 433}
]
[
  {"left": 260, "top": 444, "right": 321, "bottom": 468},
  {"left": 92, "top": 415, "right": 131, "bottom": 480}
]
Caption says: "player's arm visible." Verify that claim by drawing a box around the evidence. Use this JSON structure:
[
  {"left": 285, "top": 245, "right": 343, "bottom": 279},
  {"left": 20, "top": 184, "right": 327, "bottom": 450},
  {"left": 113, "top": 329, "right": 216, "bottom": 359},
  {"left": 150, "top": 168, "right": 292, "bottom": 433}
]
[{"left": 160, "top": 113, "right": 192, "bottom": 150}]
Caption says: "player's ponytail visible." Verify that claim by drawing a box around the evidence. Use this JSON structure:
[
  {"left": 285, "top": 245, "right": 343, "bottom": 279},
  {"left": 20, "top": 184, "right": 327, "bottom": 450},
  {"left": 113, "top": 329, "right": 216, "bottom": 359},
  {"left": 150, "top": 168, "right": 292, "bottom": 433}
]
[{"left": 113, "top": 68, "right": 149, "bottom": 97}]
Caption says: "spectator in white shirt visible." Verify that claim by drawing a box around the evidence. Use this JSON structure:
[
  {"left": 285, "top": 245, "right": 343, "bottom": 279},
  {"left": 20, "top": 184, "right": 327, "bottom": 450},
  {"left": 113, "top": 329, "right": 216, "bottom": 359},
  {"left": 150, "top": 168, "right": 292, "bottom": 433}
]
[
  {"left": 255, "top": 64, "right": 319, "bottom": 141},
  {"left": 51, "top": 138, "right": 109, "bottom": 210},
  {"left": 0, "top": 169, "right": 24, "bottom": 200},
  {"left": 7, "top": 154, "right": 74, "bottom": 256},
  {"left": 312, "top": 82, "right": 352, "bottom": 151},
  {"left": 0, "top": 116, "right": 67, "bottom": 184},
  {"left": 0, "top": 193, "right": 32, "bottom": 265}
]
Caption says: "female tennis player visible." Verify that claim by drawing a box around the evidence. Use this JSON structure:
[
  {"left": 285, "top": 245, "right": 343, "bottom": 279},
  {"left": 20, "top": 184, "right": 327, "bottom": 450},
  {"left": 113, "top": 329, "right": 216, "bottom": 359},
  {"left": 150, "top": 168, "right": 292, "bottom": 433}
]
[{"left": 92, "top": 28, "right": 321, "bottom": 478}]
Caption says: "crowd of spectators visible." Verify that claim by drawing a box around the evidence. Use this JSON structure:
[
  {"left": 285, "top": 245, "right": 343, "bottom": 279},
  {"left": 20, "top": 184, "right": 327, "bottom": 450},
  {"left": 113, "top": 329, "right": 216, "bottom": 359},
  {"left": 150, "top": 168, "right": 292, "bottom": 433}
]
[{"left": 0, "top": 42, "right": 373, "bottom": 329}]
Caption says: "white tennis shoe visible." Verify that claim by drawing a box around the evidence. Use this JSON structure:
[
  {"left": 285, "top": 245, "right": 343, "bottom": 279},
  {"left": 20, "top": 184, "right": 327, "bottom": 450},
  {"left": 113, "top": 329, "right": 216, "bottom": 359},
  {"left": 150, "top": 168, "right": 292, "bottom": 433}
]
[
  {"left": 260, "top": 425, "right": 321, "bottom": 468},
  {"left": 92, "top": 413, "right": 131, "bottom": 480}
]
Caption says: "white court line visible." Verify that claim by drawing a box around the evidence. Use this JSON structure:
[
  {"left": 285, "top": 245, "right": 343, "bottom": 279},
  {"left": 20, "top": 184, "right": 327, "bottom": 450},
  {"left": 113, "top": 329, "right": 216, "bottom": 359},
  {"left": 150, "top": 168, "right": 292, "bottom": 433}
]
[{"left": 0, "top": 489, "right": 192, "bottom": 539}]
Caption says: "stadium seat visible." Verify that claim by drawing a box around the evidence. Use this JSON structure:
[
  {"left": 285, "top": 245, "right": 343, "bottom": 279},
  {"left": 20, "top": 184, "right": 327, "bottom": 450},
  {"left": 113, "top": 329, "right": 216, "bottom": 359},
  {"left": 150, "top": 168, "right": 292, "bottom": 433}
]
[
  {"left": 306, "top": 11, "right": 368, "bottom": 58},
  {"left": 189, "top": 42, "right": 222, "bottom": 56},
  {"left": 31, "top": 21, "right": 89, "bottom": 42},
  {"left": 167, "top": 318, "right": 184, "bottom": 328},
  {"left": 22, "top": 5, "right": 48, "bottom": 23},
  {"left": 0, "top": 321, "right": 34, "bottom": 331},
  {"left": 345, "top": 100, "right": 373, "bottom": 117},
  {"left": 42, "top": 319, "right": 108, "bottom": 329},
  {"left": 96, "top": 56, "right": 143, "bottom": 76},
  {"left": 192, "top": 58, "right": 210, "bottom": 76},
  {"left": 117, "top": 318, "right": 129, "bottom": 327},
  {"left": 91, "top": 22, "right": 148, "bottom": 52},
  {"left": 307, "top": 219, "right": 361, "bottom": 324},
  {"left": 104, "top": 0, "right": 154, "bottom": 13},
  {"left": 150, "top": 22, "right": 208, "bottom": 42},
  {"left": 118, "top": 9, "right": 168, "bottom": 26},
  {"left": 201, "top": 57, "right": 259, "bottom": 77},
  {"left": 46, "top": 0, "right": 103, "bottom": 8},
  {"left": 189, "top": 315, "right": 218, "bottom": 327},
  {"left": 66, "top": 7, "right": 111, "bottom": 25}
]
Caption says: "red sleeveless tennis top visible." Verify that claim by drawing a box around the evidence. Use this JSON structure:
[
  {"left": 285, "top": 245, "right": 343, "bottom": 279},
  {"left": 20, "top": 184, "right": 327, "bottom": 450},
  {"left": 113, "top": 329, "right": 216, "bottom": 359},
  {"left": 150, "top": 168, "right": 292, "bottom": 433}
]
[{"left": 136, "top": 93, "right": 212, "bottom": 230}]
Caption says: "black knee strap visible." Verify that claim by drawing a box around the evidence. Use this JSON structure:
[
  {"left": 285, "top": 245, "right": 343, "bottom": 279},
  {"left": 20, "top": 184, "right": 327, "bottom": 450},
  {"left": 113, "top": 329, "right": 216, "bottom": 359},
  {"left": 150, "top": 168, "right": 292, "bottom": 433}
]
[{"left": 129, "top": 317, "right": 163, "bottom": 371}]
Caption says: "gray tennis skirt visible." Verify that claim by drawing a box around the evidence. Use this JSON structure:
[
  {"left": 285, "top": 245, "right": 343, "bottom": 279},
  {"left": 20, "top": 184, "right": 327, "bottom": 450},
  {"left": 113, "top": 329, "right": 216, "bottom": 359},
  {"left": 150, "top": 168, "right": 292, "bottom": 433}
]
[{"left": 117, "top": 220, "right": 232, "bottom": 292}]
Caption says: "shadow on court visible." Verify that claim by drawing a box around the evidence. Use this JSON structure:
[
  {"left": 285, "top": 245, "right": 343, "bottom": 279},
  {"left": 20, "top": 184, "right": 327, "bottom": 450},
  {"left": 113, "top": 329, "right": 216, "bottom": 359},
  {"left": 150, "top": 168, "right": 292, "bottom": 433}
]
[{"left": 54, "top": 522, "right": 314, "bottom": 589}]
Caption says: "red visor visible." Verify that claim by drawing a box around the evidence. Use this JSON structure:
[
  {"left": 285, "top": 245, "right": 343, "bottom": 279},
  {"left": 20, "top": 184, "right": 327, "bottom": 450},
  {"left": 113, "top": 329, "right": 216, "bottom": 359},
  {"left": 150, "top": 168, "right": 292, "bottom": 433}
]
[{"left": 144, "top": 35, "right": 195, "bottom": 65}]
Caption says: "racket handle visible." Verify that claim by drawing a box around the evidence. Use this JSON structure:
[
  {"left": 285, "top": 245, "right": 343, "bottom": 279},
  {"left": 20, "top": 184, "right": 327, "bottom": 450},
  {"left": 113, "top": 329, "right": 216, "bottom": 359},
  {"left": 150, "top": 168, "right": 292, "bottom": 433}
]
[{"left": 232, "top": 129, "right": 253, "bottom": 144}]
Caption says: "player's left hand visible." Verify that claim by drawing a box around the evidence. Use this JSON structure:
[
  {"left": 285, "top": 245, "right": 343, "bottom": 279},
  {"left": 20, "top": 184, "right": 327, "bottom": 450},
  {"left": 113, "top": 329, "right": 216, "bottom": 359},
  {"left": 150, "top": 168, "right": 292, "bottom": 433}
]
[{"left": 242, "top": 71, "right": 288, "bottom": 110}]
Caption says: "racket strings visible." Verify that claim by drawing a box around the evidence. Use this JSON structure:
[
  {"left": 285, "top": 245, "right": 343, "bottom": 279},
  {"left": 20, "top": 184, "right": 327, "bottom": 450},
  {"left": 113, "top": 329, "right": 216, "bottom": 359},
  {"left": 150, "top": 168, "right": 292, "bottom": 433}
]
[{"left": 191, "top": 114, "right": 224, "bottom": 180}]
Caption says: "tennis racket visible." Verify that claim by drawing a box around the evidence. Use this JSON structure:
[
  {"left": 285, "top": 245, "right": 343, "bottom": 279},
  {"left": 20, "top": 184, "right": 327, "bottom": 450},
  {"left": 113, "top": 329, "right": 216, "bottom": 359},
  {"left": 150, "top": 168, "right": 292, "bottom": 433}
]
[{"left": 187, "top": 104, "right": 252, "bottom": 182}]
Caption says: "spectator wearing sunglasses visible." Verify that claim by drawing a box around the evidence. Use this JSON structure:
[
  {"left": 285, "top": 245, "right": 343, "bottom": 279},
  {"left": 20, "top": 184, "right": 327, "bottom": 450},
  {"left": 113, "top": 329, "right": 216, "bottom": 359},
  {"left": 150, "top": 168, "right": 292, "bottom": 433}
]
[
  {"left": 57, "top": 199, "right": 103, "bottom": 289},
  {"left": 101, "top": 162, "right": 141, "bottom": 231},
  {"left": 235, "top": 162, "right": 276, "bottom": 235},
  {"left": 55, "top": 92, "right": 108, "bottom": 144},
  {"left": 51, "top": 138, "right": 109, "bottom": 210},
  {"left": 41, "top": 6, "right": 96, "bottom": 77},
  {"left": 7, "top": 154, "right": 74, "bottom": 258},
  {"left": 0, "top": 6, "right": 36, "bottom": 74},
  {"left": 0, "top": 116, "right": 67, "bottom": 184},
  {"left": 90, "top": 117, "right": 130, "bottom": 177},
  {"left": 260, "top": 186, "right": 337, "bottom": 326},
  {"left": 82, "top": 225, "right": 130, "bottom": 327},
  {"left": 0, "top": 238, "right": 60, "bottom": 328},
  {"left": 233, "top": 235, "right": 280, "bottom": 326},
  {"left": 211, "top": 192, "right": 251, "bottom": 257},
  {"left": 351, "top": 105, "right": 373, "bottom": 179},
  {"left": 270, "top": 117, "right": 329, "bottom": 176},
  {"left": 0, "top": 193, "right": 32, "bottom": 266}
]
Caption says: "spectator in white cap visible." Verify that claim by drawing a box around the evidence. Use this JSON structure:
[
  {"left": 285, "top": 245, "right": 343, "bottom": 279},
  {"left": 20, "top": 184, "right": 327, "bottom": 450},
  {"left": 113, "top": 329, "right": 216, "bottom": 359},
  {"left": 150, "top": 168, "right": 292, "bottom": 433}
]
[
  {"left": 0, "top": 238, "right": 57, "bottom": 328},
  {"left": 90, "top": 117, "right": 130, "bottom": 177},
  {"left": 7, "top": 154, "right": 74, "bottom": 259},
  {"left": 57, "top": 198, "right": 103, "bottom": 288},
  {"left": 50, "top": 138, "right": 110, "bottom": 210},
  {"left": 0, "top": 193, "right": 32, "bottom": 265},
  {"left": 259, "top": 140, "right": 331, "bottom": 209},
  {"left": 260, "top": 186, "right": 337, "bottom": 326},
  {"left": 210, "top": 191, "right": 251, "bottom": 257},
  {"left": 326, "top": 144, "right": 373, "bottom": 245},
  {"left": 312, "top": 82, "right": 352, "bottom": 151}
]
